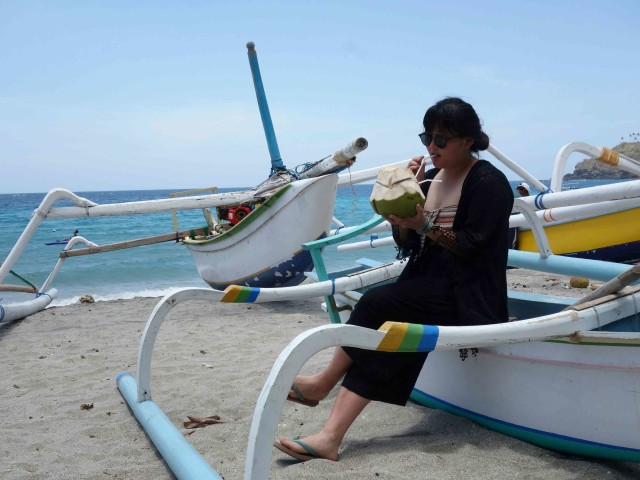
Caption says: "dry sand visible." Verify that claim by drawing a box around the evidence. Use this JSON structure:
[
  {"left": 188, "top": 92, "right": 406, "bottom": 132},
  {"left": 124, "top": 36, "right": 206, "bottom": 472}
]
[{"left": 1, "top": 269, "right": 639, "bottom": 479}]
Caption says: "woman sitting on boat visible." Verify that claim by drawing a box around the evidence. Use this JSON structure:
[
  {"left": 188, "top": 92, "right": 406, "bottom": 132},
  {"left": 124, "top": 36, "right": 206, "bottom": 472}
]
[{"left": 275, "top": 97, "right": 514, "bottom": 462}]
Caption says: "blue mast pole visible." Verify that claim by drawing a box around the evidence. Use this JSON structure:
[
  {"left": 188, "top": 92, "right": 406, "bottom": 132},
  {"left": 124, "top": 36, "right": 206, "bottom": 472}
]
[{"left": 246, "top": 41, "right": 286, "bottom": 176}]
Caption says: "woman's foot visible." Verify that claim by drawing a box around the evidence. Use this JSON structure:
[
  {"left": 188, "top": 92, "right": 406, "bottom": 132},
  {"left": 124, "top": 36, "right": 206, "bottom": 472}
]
[
  {"left": 275, "top": 434, "right": 339, "bottom": 462},
  {"left": 287, "top": 375, "right": 331, "bottom": 407}
]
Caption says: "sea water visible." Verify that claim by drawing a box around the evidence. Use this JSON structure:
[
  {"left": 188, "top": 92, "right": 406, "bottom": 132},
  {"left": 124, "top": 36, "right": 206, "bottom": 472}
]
[{"left": 0, "top": 179, "right": 624, "bottom": 306}]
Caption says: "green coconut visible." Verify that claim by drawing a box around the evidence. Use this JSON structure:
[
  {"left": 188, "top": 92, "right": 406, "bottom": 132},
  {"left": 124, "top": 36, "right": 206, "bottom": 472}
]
[{"left": 370, "top": 167, "right": 426, "bottom": 217}]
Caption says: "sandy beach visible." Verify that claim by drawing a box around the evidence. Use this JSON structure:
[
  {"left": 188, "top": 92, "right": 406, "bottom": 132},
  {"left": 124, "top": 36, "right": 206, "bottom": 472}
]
[{"left": 1, "top": 269, "right": 639, "bottom": 479}]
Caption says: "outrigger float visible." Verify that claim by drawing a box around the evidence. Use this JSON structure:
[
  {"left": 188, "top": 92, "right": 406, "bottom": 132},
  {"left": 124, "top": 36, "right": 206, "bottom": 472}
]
[
  {"left": 117, "top": 195, "right": 640, "bottom": 479},
  {"left": 0, "top": 268, "right": 58, "bottom": 324}
]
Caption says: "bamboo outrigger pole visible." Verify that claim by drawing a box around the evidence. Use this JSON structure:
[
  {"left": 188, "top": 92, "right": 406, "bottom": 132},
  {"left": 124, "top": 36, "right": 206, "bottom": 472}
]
[{"left": 59, "top": 226, "right": 211, "bottom": 258}]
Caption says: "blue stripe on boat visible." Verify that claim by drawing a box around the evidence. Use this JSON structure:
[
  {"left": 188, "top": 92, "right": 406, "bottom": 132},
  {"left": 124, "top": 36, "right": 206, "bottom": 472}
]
[
  {"left": 417, "top": 325, "right": 439, "bottom": 352},
  {"left": 246, "top": 288, "right": 260, "bottom": 303},
  {"left": 410, "top": 388, "right": 640, "bottom": 462}
]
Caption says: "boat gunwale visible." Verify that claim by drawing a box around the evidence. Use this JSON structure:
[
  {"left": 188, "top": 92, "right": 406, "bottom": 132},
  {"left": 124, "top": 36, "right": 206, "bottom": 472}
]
[{"left": 182, "top": 183, "right": 291, "bottom": 246}]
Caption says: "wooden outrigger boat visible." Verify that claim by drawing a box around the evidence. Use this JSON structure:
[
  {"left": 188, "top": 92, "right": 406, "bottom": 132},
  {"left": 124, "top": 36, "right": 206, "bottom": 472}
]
[
  {"left": 0, "top": 42, "right": 395, "bottom": 320},
  {"left": 0, "top": 149, "right": 392, "bottom": 321},
  {"left": 0, "top": 142, "right": 417, "bottom": 323},
  {"left": 116, "top": 197, "right": 639, "bottom": 479}
]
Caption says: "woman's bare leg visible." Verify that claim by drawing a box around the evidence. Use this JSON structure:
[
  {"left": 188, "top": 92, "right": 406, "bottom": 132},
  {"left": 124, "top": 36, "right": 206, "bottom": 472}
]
[
  {"left": 290, "top": 347, "right": 353, "bottom": 402},
  {"left": 280, "top": 386, "right": 369, "bottom": 461}
]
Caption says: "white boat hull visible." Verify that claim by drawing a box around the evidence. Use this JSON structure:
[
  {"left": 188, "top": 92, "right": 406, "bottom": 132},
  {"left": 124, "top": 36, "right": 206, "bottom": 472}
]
[
  {"left": 413, "top": 332, "right": 640, "bottom": 461},
  {"left": 185, "top": 175, "right": 338, "bottom": 289}
]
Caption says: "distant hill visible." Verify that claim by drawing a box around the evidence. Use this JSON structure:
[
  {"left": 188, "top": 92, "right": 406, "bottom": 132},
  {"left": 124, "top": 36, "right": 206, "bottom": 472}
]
[{"left": 563, "top": 142, "right": 640, "bottom": 180}]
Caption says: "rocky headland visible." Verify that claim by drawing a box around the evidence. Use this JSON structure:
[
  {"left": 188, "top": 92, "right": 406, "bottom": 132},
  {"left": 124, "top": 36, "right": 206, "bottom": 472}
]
[{"left": 563, "top": 141, "right": 640, "bottom": 180}]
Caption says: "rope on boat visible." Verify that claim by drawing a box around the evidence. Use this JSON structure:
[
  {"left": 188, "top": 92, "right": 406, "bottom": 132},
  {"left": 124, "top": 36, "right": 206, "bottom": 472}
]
[
  {"left": 597, "top": 147, "right": 620, "bottom": 166},
  {"left": 294, "top": 155, "right": 331, "bottom": 177}
]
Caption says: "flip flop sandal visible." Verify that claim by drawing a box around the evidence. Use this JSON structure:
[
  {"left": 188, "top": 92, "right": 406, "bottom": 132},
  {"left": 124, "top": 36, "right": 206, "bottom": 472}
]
[
  {"left": 287, "top": 384, "right": 319, "bottom": 407},
  {"left": 274, "top": 438, "right": 325, "bottom": 462}
]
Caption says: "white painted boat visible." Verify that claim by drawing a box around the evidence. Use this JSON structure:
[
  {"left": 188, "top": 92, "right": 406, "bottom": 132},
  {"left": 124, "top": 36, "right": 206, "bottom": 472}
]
[
  {"left": 412, "top": 315, "right": 640, "bottom": 462},
  {"left": 184, "top": 175, "right": 338, "bottom": 288},
  {"left": 235, "top": 254, "right": 640, "bottom": 480},
  {"left": 117, "top": 255, "right": 640, "bottom": 479},
  {"left": 287, "top": 206, "right": 640, "bottom": 463},
  {"left": 0, "top": 146, "right": 415, "bottom": 300}
]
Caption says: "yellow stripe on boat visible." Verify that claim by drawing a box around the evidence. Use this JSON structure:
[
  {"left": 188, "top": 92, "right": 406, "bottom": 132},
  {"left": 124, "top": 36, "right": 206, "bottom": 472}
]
[
  {"left": 221, "top": 285, "right": 260, "bottom": 303},
  {"left": 518, "top": 208, "right": 640, "bottom": 254},
  {"left": 377, "top": 321, "right": 408, "bottom": 351}
]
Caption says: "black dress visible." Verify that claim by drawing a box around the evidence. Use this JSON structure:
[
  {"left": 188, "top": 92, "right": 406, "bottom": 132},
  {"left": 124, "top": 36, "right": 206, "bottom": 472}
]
[{"left": 341, "top": 160, "right": 514, "bottom": 405}]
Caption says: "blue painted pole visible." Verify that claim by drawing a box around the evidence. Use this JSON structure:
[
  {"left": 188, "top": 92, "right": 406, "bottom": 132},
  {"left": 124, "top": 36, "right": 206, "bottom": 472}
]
[
  {"left": 508, "top": 250, "right": 630, "bottom": 282},
  {"left": 246, "top": 41, "right": 286, "bottom": 175},
  {"left": 116, "top": 372, "right": 222, "bottom": 480}
]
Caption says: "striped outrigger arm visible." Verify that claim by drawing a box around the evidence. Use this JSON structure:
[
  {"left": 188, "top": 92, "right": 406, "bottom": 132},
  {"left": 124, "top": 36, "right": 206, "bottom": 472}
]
[
  {"left": 221, "top": 285, "right": 260, "bottom": 303},
  {"left": 376, "top": 321, "right": 439, "bottom": 353}
]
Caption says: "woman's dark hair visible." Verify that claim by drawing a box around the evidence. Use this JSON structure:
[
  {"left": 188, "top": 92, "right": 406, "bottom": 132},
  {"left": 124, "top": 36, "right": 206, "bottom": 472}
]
[{"left": 423, "top": 97, "right": 489, "bottom": 152}]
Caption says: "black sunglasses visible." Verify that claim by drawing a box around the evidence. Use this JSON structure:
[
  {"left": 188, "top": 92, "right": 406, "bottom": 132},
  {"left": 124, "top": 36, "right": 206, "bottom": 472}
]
[{"left": 419, "top": 132, "right": 461, "bottom": 148}]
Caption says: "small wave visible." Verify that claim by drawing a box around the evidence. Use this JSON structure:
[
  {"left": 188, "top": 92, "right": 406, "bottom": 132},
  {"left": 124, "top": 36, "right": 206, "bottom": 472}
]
[{"left": 49, "top": 285, "right": 206, "bottom": 307}]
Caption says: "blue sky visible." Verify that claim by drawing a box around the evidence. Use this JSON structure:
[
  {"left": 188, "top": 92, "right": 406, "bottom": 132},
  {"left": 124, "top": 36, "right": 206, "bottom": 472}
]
[{"left": 2, "top": 1, "right": 638, "bottom": 193}]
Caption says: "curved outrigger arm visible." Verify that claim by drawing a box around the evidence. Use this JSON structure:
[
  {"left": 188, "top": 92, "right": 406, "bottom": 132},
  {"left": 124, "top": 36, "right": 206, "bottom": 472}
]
[
  {"left": 135, "top": 288, "right": 220, "bottom": 402},
  {"left": 133, "top": 258, "right": 404, "bottom": 403},
  {"left": 0, "top": 189, "right": 97, "bottom": 285},
  {"left": 511, "top": 198, "right": 552, "bottom": 258}
]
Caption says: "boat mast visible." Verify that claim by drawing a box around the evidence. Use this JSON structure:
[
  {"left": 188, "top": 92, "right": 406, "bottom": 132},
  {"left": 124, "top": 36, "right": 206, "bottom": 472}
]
[{"left": 246, "top": 41, "right": 287, "bottom": 177}]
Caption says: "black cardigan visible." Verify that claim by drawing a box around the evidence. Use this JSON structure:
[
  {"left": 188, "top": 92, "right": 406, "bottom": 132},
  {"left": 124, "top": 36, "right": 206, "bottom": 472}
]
[{"left": 394, "top": 160, "right": 514, "bottom": 325}]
